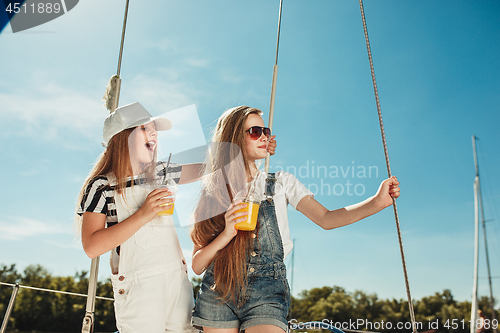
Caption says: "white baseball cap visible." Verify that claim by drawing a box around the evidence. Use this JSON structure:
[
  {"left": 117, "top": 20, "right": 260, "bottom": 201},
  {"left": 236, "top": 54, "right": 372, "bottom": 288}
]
[{"left": 103, "top": 102, "right": 172, "bottom": 145}]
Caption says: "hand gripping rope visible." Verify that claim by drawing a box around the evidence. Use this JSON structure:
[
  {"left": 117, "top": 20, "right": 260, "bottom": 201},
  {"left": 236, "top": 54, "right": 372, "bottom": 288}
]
[{"left": 358, "top": 1, "right": 418, "bottom": 332}]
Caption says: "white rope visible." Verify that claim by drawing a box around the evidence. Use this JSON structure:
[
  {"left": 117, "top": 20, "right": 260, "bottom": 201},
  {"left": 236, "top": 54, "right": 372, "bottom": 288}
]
[
  {"left": 358, "top": 1, "right": 417, "bottom": 332},
  {"left": 0, "top": 282, "right": 114, "bottom": 301},
  {"left": 102, "top": 74, "right": 120, "bottom": 111}
]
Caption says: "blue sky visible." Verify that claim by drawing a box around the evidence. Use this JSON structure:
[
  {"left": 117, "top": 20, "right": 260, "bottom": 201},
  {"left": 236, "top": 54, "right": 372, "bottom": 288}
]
[{"left": 1, "top": 0, "right": 499, "bottom": 307}]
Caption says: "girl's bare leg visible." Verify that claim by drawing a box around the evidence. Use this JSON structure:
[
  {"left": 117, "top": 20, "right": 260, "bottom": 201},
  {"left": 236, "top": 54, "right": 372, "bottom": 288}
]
[
  {"left": 246, "top": 325, "right": 286, "bottom": 333},
  {"left": 203, "top": 328, "right": 239, "bottom": 333}
]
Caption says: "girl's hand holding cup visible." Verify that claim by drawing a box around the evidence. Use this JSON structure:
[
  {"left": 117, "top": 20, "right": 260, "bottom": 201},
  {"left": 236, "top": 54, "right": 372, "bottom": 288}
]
[
  {"left": 223, "top": 200, "right": 248, "bottom": 239},
  {"left": 232, "top": 189, "right": 260, "bottom": 231},
  {"left": 151, "top": 177, "right": 177, "bottom": 216},
  {"left": 137, "top": 187, "right": 174, "bottom": 223},
  {"left": 139, "top": 177, "right": 177, "bottom": 222}
]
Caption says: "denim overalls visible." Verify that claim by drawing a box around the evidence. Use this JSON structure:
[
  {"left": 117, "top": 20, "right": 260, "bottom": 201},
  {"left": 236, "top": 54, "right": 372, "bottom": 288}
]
[{"left": 192, "top": 173, "right": 290, "bottom": 332}]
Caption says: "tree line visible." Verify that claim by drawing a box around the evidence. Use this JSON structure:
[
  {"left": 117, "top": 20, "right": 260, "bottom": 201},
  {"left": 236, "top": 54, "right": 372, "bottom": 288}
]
[
  {"left": 288, "top": 286, "right": 496, "bottom": 332},
  {"left": 0, "top": 264, "right": 497, "bottom": 332}
]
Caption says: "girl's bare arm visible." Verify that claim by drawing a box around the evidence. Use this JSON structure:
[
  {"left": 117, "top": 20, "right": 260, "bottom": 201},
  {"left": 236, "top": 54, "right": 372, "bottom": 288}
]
[
  {"left": 297, "top": 177, "right": 400, "bottom": 230},
  {"left": 191, "top": 201, "right": 248, "bottom": 275},
  {"left": 81, "top": 188, "right": 173, "bottom": 258}
]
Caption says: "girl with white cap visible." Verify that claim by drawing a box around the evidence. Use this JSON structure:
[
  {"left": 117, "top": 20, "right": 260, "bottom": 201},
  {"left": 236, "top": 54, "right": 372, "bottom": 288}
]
[{"left": 76, "top": 102, "right": 196, "bottom": 332}]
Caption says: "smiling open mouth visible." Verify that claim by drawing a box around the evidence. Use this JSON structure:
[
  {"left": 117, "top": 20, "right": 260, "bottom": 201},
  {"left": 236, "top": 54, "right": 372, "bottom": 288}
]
[{"left": 145, "top": 141, "right": 155, "bottom": 151}]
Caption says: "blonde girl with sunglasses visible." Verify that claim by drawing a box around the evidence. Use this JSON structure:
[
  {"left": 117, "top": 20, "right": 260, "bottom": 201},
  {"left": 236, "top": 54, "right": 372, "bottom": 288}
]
[{"left": 190, "top": 106, "right": 400, "bottom": 333}]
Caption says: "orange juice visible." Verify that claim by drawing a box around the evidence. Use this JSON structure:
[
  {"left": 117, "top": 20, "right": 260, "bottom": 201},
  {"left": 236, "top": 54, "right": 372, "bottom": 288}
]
[
  {"left": 235, "top": 202, "right": 260, "bottom": 231},
  {"left": 158, "top": 203, "right": 175, "bottom": 216}
]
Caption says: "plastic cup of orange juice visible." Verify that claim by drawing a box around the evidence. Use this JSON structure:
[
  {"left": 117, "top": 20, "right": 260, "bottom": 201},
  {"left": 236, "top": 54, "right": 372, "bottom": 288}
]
[
  {"left": 234, "top": 198, "right": 260, "bottom": 231},
  {"left": 154, "top": 178, "right": 177, "bottom": 216},
  {"left": 158, "top": 192, "right": 175, "bottom": 216}
]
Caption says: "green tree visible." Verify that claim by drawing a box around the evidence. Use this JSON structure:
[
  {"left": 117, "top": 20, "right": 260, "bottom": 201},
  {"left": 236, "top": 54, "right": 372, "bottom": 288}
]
[
  {"left": 1, "top": 263, "right": 498, "bottom": 333},
  {"left": 0, "top": 264, "right": 116, "bottom": 332},
  {"left": 291, "top": 286, "right": 334, "bottom": 322},
  {"left": 352, "top": 290, "right": 383, "bottom": 322},
  {"left": 192, "top": 276, "right": 202, "bottom": 296}
]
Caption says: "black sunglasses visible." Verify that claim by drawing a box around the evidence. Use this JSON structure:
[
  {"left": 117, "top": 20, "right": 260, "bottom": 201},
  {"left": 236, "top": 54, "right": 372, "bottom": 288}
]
[{"left": 245, "top": 126, "right": 271, "bottom": 140}]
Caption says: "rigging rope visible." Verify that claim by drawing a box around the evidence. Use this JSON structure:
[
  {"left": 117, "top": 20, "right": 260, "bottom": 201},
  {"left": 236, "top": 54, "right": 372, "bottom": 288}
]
[
  {"left": 264, "top": 0, "right": 283, "bottom": 174},
  {"left": 117, "top": 0, "right": 130, "bottom": 78},
  {"left": 84, "top": 2, "right": 131, "bottom": 333},
  {"left": 357, "top": 1, "right": 418, "bottom": 332},
  {"left": 0, "top": 282, "right": 114, "bottom": 301},
  {"left": 102, "top": 0, "right": 130, "bottom": 112}
]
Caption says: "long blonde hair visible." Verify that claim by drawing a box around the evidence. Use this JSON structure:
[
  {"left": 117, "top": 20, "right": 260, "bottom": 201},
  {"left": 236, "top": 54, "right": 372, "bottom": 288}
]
[
  {"left": 75, "top": 126, "right": 157, "bottom": 233},
  {"left": 191, "top": 106, "right": 263, "bottom": 304}
]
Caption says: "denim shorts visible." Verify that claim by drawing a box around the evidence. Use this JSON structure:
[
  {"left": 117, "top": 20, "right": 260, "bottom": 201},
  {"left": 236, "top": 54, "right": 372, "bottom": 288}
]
[{"left": 192, "top": 262, "right": 290, "bottom": 332}]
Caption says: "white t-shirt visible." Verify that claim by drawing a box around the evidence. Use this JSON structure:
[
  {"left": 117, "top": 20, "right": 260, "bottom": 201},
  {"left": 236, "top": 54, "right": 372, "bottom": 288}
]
[{"left": 253, "top": 171, "right": 313, "bottom": 258}]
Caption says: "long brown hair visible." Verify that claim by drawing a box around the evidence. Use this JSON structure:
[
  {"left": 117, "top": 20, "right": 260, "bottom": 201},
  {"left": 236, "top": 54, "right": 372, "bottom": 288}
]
[
  {"left": 191, "top": 106, "right": 263, "bottom": 304},
  {"left": 75, "top": 126, "right": 157, "bottom": 233}
]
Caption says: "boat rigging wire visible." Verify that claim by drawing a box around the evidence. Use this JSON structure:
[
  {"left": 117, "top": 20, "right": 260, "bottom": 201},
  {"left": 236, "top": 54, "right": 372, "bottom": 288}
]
[
  {"left": 117, "top": 0, "right": 130, "bottom": 78},
  {"left": 84, "top": 2, "right": 131, "bottom": 332},
  {"left": 0, "top": 281, "right": 113, "bottom": 333},
  {"left": 264, "top": 0, "right": 283, "bottom": 174},
  {"left": 0, "top": 282, "right": 114, "bottom": 301},
  {"left": 357, "top": 1, "right": 417, "bottom": 332}
]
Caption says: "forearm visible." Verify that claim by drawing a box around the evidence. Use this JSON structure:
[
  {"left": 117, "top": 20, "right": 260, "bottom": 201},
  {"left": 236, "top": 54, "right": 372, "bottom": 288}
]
[
  {"left": 319, "top": 195, "right": 386, "bottom": 230},
  {"left": 82, "top": 212, "right": 147, "bottom": 258},
  {"left": 192, "top": 232, "right": 234, "bottom": 275},
  {"left": 179, "top": 163, "right": 204, "bottom": 185},
  {"left": 298, "top": 177, "right": 399, "bottom": 230},
  {"left": 82, "top": 187, "right": 174, "bottom": 258},
  {"left": 298, "top": 195, "right": 386, "bottom": 230}
]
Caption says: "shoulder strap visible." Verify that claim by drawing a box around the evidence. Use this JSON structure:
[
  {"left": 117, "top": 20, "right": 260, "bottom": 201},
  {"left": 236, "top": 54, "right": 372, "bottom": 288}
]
[{"left": 264, "top": 172, "right": 277, "bottom": 201}]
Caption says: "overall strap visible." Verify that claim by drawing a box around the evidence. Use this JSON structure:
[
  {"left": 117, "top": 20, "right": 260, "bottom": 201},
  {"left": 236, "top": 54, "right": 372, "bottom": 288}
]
[{"left": 264, "top": 173, "right": 277, "bottom": 202}]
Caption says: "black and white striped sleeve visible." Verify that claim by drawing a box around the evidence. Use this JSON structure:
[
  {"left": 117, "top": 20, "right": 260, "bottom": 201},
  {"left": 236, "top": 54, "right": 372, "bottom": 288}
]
[
  {"left": 77, "top": 176, "right": 109, "bottom": 216},
  {"left": 156, "top": 162, "right": 182, "bottom": 184}
]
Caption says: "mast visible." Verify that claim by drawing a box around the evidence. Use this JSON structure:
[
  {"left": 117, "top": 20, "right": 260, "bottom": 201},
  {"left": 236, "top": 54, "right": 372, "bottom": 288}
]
[
  {"left": 471, "top": 135, "right": 497, "bottom": 333},
  {"left": 471, "top": 153, "right": 479, "bottom": 333}
]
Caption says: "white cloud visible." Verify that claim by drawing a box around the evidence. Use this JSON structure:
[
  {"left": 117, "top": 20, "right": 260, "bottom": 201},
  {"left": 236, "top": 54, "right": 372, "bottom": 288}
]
[
  {"left": 141, "top": 37, "right": 209, "bottom": 69},
  {"left": 0, "top": 216, "right": 67, "bottom": 241},
  {"left": 143, "top": 38, "right": 179, "bottom": 53},
  {"left": 124, "top": 72, "right": 196, "bottom": 110},
  {"left": 218, "top": 69, "right": 244, "bottom": 84},
  {"left": 0, "top": 78, "right": 104, "bottom": 143},
  {"left": 0, "top": 68, "right": 206, "bottom": 148},
  {"left": 157, "top": 104, "right": 207, "bottom": 156},
  {"left": 184, "top": 57, "right": 210, "bottom": 68}
]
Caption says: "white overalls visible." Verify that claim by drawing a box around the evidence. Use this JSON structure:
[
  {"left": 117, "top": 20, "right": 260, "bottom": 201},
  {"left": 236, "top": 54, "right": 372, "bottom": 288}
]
[{"left": 109, "top": 179, "right": 195, "bottom": 333}]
